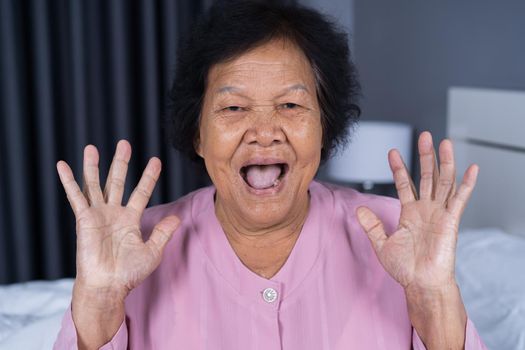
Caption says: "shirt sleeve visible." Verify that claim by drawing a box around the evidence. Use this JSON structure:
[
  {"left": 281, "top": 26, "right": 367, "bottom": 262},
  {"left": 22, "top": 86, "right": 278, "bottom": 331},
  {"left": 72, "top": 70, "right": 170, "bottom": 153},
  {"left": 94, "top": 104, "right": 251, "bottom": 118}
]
[
  {"left": 412, "top": 317, "right": 488, "bottom": 350},
  {"left": 53, "top": 305, "right": 128, "bottom": 350}
]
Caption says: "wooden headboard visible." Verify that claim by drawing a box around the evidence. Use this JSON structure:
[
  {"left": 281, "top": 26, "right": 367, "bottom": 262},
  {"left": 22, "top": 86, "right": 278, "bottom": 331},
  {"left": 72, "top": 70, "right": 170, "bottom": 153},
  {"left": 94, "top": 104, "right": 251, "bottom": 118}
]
[{"left": 447, "top": 87, "right": 525, "bottom": 237}]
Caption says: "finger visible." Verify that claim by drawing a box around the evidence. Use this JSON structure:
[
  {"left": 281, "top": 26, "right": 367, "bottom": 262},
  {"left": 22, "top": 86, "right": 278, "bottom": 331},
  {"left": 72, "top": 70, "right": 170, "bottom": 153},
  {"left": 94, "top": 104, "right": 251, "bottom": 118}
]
[
  {"left": 388, "top": 149, "right": 417, "bottom": 204},
  {"left": 127, "top": 157, "right": 162, "bottom": 214},
  {"left": 447, "top": 164, "right": 479, "bottom": 220},
  {"left": 104, "top": 140, "right": 132, "bottom": 205},
  {"left": 356, "top": 206, "right": 388, "bottom": 253},
  {"left": 418, "top": 131, "right": 438, "bottom": 200},
  {"left": 145, "top": 215, "right": 180, "bottom": 256},
  {"left": 56, "top": 160, "right": 89, "bottom": 215},
  {"left": 82, "top": 145, "right": 104, "bottom": 205},
  {"left": 435, "top": 139, "right": 456, "bottom": 204}
]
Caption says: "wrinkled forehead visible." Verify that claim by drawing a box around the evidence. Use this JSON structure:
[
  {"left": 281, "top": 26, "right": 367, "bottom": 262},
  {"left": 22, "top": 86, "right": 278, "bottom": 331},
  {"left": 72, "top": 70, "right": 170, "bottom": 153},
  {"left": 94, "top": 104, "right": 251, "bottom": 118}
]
[{"left": 205, "top": 39, "right": 317, "bottom": 99}]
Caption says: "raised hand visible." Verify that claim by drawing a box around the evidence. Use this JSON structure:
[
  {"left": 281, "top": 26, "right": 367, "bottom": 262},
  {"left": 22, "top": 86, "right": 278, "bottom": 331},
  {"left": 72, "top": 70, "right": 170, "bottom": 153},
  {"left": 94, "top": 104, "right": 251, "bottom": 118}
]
[
  {"left": 57, "top": 140, "right": 180, "bottom": 348},
  {"left": 356, "top": 131, "right": 478, "bottom": 292},
  {"left": 356, "top": 131, "right": 479, "bottom": 347},
  {"left": 56, "top": 140, "right": 180, "bottom": 301}
]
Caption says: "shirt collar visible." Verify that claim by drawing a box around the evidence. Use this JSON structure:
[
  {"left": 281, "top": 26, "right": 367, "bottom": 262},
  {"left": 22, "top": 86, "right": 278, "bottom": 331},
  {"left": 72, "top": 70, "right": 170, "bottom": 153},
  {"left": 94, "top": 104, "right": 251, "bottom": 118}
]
[{"left": 191, "top": 181, "right": 334, "bottom": 308}]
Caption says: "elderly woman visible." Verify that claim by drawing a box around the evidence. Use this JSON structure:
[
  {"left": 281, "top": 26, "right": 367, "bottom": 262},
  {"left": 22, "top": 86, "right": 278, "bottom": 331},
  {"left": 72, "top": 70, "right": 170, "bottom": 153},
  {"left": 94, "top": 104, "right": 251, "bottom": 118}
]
[{"left": 54, "top": 1, "right": 487, "bottom": 349}]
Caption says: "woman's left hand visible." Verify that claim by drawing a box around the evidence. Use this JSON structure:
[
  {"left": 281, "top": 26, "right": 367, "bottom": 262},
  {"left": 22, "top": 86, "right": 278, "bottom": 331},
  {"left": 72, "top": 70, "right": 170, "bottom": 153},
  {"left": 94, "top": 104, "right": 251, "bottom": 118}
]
[
  {"left": 356, "top": 131, "right": 479, "bottom": 347},
  {"left": 356, "top": 131, "right": 479, "bottom": 294}
]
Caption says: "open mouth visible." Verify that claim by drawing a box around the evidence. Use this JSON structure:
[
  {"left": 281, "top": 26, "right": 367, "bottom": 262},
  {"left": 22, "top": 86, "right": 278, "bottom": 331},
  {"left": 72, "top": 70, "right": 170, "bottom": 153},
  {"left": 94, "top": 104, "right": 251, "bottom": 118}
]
[{"left": 240, "top": 163, "right": 289, "bottom": 190}]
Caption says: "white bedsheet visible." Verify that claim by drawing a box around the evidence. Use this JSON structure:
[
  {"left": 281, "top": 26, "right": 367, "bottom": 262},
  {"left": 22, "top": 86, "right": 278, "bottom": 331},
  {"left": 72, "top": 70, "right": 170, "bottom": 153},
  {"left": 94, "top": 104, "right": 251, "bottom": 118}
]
[
  {"left": 0, "top": 279, "right": 73, "bottom": 350},
  {"left": 456, "top": 228, "right": 525, "bottom": 350},
  {"left": 0, "top": 228, "right": 524, "bottom": 349}
]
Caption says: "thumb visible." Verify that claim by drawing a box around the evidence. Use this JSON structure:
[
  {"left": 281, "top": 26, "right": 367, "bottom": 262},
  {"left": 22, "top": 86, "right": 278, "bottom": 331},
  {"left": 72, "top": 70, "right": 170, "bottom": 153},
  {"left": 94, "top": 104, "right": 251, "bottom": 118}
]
[
  {"left": 356, "top": 206, "right": 388, "bottom": 254},
  {"left": 146, "top": 215, "right": 181, "bottom": 255}
]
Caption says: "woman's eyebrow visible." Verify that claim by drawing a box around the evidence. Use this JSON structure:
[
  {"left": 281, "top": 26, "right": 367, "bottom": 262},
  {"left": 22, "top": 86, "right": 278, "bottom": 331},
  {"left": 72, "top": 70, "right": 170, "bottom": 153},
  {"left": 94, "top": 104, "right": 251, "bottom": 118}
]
[
  {"left": 215, "top": 85, "right": 252, "bottom": 98},
  {"left": 214, "top": 86, "right": 252, "bottom": 100},
  {"left": 215, "top": 84, "right": 310, "bottom": 98},
  {"left": 276, "top": 84, "right": 310, "bottom": 98},
  {"left": 216, "top": 86, "right": 242, "bottom": 95}
]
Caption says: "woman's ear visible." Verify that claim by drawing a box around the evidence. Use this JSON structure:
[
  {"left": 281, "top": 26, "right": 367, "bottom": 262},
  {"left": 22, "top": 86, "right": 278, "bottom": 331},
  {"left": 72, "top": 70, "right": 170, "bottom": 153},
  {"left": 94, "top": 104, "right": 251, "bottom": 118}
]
[{"left": 194, "top": 133, "right": 203, "bottom": 158}]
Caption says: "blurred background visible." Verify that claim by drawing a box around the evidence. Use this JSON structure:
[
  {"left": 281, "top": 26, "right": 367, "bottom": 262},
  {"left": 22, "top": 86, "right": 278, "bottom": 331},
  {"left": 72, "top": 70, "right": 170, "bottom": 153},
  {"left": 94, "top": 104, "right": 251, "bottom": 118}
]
[{"left": 1, "top": 0, "right": 524, "bottom": 285}]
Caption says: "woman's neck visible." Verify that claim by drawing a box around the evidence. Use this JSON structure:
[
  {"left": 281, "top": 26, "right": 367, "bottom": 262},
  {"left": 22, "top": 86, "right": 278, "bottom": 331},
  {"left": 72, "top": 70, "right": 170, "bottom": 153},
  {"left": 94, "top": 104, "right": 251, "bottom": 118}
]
[{"left": 214, "top": 193, "right": 310, "bottom": 278}]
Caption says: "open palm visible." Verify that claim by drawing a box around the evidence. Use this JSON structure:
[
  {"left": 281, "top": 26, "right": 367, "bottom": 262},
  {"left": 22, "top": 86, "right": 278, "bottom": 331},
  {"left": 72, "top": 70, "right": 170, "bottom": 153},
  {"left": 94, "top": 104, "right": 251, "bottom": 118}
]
[
  {"left": 57, "top": 140, "right": 180, "bottom": 299},
  {"left": 357, "top": 132, "right": 479, "bottom": 292}
]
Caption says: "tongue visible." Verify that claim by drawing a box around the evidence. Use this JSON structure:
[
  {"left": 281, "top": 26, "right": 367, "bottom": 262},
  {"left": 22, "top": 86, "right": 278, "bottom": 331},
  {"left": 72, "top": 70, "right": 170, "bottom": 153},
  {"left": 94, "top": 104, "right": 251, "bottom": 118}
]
[{"left": 245, "top": 165, "right": 281, "bottom": 189}]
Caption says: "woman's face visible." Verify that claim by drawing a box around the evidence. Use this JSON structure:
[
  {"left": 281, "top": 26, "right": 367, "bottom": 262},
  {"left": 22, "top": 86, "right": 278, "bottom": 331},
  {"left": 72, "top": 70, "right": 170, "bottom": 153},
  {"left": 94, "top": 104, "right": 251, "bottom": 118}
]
[{"left": 196, "top": 39, "right": 322, "bottom": 230}]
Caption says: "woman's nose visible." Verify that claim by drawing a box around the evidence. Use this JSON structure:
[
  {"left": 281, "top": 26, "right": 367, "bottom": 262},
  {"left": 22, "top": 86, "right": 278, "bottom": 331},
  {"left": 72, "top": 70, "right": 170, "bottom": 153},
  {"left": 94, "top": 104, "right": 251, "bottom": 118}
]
[{"left": 243, "top": 109, "right": 286, "bottom": 147}]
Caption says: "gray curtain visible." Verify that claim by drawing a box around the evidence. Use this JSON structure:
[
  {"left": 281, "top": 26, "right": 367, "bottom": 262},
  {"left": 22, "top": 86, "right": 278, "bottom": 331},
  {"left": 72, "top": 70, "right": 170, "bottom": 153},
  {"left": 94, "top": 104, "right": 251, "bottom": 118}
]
[{"left": 0, "top": 0, "right": 211, "bottom": 284}]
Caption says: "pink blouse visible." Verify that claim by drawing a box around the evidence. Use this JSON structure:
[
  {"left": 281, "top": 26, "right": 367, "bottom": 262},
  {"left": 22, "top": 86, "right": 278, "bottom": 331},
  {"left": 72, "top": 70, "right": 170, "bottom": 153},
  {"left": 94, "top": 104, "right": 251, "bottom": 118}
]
[{"left": 54, "top": 181, "right": 487, "bottom": 349}]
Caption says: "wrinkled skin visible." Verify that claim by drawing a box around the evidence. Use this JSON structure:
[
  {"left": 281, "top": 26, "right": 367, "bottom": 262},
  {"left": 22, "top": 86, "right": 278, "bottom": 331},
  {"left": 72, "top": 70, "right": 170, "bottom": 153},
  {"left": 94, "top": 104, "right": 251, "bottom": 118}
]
[
  {"left": 196, "top": 39, "right": 323, "bottom": 235},
  {"left": 357, "top": 132, "right": 478, "bottom": 292}
]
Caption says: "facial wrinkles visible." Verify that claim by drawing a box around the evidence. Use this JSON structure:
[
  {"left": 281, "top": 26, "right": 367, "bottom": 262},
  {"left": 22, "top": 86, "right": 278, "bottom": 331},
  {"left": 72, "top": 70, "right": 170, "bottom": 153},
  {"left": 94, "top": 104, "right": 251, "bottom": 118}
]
[
  {"left": 209, "top": 105, "right": 317, "bottom": 188},
  {"left": 203, "top": 104, "right": 318, "bottom": 179},
  {"left": 209, "top": 83, "right": 318, "bottom": 146},
  {"left": 212, "top": 55, "right": 315, "bottom": 94},
  {"left": 198, "top": 40, "right": 322, "bottom": 236},
  {"left": 208, "top": 81, "right": 318, "bottom": 169},
  {"left": 213, "top": 91, "right": 315, "bottom": 114}
]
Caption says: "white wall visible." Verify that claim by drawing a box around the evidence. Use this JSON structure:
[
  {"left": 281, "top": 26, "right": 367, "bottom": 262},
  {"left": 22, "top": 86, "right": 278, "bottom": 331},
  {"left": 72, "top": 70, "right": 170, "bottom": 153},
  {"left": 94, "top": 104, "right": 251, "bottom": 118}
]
[{"left": 353, "top": 0, "right": 525, "bottom": 141}]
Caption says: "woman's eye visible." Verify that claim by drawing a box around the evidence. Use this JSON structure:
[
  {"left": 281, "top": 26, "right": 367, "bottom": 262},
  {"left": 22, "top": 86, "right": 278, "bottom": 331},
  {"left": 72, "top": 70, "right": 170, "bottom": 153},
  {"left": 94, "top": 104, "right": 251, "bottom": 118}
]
[
  {"left": 224, "top": 106, "right": 243, "bottom": 112},
  {"left": 281, "top": 103, "right": 298, "bottom": 109}
]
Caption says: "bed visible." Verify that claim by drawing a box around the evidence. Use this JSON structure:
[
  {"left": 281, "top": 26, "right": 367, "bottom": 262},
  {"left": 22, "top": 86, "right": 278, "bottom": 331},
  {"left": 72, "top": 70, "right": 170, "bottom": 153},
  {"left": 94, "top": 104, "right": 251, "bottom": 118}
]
[
  {"left": 447, "top": 86, "right": 525, "bottom": 349},
  {"left": 0, "top": 87, "right": 524, "bottom": 349},
  {"left": 0, "top": 279, "right": 73, "bottom": 349}
]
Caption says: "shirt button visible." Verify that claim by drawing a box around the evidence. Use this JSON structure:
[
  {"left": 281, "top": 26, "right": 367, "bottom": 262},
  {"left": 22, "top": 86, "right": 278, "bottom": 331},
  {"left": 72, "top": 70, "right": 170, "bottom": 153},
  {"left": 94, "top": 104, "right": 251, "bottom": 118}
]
[{"left": 262, "top": 287, "right": 278, "bottom": 303}]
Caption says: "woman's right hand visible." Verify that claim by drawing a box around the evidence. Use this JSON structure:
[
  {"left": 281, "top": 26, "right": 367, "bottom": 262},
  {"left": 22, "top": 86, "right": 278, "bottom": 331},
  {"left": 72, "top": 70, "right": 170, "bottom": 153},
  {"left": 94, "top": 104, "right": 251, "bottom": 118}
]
[
  {"left": 56, "top": 140, "right": 180, "bottom": 306},
  {"left": 57, "top": 140, "right": 180, "bottom": 348}
]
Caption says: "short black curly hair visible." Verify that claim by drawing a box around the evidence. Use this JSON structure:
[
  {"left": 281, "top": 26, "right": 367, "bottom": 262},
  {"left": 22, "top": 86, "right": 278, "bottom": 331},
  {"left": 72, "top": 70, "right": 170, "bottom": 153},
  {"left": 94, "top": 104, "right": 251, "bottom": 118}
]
[{"left": 165, "top": 0, "right": 361, "bottom": 164}]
